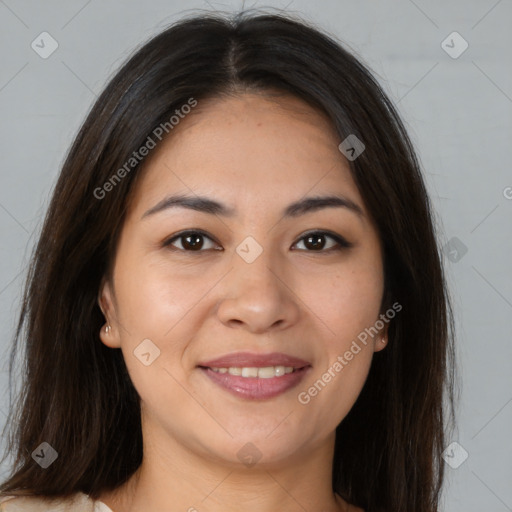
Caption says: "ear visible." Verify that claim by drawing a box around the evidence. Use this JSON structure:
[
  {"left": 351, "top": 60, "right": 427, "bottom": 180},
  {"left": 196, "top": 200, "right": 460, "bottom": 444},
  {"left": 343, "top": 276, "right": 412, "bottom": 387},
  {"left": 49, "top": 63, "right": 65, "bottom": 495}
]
[
  {"left": 98, "top": 279, "right": 122, "bottom": 349},
  {"left": 373, "top": 319, "right": 389, "bottom": 353}
]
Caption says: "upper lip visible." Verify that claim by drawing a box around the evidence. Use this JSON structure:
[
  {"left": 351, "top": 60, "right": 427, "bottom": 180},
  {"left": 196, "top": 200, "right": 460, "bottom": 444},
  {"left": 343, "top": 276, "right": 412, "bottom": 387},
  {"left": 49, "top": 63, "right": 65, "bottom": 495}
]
[{"left": 198, "top": 351, "right": 311, "bottom": 369}]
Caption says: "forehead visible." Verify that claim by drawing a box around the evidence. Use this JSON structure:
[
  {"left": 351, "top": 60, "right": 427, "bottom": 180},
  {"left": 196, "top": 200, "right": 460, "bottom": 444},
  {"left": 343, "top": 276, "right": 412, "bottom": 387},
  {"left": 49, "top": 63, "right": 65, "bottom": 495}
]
[{"left": 128, "top": 93, "right": 365, "bottom": 219}]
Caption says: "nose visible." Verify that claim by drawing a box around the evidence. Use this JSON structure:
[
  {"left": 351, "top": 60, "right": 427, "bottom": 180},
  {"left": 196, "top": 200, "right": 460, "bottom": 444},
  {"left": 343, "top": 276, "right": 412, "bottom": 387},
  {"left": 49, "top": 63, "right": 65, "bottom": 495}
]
[{"left": 215, "top": 244, "right": 301, "bottom": 335}]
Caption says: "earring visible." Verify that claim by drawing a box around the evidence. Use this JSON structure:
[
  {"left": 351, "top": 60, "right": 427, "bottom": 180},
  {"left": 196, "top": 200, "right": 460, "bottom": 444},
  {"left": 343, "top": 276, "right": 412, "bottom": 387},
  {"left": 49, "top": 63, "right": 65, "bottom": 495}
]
[
  {"left": 380, "top": 336, "right": 387, "bottom": 344},
  {"left": 105, "top": 324, "right": 111, "bottom": 334}
]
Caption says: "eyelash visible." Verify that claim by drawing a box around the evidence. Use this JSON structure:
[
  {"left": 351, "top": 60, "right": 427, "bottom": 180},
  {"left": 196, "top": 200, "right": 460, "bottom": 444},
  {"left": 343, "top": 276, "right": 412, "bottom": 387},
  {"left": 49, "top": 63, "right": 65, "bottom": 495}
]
[{"left": 162, "top": 229, "right": 353, "bottom": 254}]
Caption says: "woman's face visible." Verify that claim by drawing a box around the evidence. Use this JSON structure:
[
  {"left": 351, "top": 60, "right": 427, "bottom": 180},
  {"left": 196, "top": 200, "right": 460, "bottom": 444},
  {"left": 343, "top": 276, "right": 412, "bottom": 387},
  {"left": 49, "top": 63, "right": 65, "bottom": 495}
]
[{"left": 99, "top": 93, "right": 387, "bottom": 468}]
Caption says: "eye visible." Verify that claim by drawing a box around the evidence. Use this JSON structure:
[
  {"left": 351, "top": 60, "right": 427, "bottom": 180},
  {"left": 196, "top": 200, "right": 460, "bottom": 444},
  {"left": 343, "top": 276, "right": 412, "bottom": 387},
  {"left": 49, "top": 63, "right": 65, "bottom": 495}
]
[
  {"left": 292, "top": 231, "right": 352, "bottom": 252},
  {"left": 163, "top": 230, "right": 221, "bottom": 252}
]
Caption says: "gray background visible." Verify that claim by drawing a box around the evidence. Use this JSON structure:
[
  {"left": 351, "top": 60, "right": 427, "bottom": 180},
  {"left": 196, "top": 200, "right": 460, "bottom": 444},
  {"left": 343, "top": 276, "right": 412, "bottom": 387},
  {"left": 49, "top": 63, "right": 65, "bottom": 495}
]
[{"left": 0, "top": 0, "right": 511, "bottom": 510}]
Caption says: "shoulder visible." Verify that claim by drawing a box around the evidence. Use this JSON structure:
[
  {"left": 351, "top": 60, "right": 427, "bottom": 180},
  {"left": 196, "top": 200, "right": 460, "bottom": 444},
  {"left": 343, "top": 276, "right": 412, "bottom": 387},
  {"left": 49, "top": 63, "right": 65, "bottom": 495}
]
[{"left": 0, "top": 492, "right": 96, "bottom": 511}]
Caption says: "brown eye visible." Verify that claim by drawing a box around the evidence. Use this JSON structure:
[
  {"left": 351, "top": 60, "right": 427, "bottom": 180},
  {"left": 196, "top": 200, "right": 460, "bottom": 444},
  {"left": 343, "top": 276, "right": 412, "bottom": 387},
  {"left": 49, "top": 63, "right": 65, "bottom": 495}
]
[
  {"left": 292, "top": 231, "right": 352, "bottom": 252},
  {"left": 164, "top": 231, "right": 220, "bottom": 252}
]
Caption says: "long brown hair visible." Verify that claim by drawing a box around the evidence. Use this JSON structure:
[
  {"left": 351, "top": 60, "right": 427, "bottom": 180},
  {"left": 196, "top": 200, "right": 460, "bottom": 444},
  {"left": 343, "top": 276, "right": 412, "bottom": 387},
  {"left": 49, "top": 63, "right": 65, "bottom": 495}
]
[{"left": 0, "top": 9, "right": 457, "bottom": 511}]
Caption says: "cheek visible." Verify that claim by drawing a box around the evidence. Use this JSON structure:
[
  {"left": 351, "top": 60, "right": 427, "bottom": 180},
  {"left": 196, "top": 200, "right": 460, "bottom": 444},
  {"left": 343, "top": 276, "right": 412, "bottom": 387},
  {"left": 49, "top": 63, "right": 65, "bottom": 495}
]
[
  {"left": 297, "top": 258, "right": 384, "bottom": 341},
  {"left": 112, "top": 252, "right": 226, "bottom": 388},
  {"left": 293, "top": 261, "right": 383, "bottom": 420},
  {"left": 113, "top": 252, "right": 197, "bottom": 334},
  {"left": 112, "top": 261, "right": 193, "bottom": 414},
  {"left": 110, "top": 252, "right": 186, "bottom": 382}
]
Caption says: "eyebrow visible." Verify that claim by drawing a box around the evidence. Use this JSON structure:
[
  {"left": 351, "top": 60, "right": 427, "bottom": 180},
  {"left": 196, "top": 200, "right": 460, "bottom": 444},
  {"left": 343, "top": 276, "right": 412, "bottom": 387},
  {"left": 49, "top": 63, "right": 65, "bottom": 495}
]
[{"left": 141, "top": 193, "right": 364, "bottom": 220}]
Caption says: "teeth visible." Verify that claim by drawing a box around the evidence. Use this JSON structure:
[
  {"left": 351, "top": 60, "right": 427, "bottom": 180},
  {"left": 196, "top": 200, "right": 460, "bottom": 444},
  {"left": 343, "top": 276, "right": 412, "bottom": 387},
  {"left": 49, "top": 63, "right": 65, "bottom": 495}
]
[
  {"left": 210, "top": 366, "right": 295, "bottom": 378},
  {"left": 257, "top": 366, "right": 277, "bottom": 379},
  {"left": 241, "top": 367, "right": 259, "bottom": 377}
]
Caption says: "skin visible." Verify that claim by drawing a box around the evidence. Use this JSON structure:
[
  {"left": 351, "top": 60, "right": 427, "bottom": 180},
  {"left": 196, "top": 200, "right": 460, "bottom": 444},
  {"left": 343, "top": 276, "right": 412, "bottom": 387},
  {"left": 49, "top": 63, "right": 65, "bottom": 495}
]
[{"left": 97, "top": 92, "right": 387, "bottom": 512}]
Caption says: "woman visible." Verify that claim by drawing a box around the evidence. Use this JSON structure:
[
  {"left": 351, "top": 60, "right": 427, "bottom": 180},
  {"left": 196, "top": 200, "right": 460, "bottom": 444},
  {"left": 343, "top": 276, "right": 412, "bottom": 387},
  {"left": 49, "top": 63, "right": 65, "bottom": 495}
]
[{"left": 0, "top": 8, "right": 456, "bottom": 512}]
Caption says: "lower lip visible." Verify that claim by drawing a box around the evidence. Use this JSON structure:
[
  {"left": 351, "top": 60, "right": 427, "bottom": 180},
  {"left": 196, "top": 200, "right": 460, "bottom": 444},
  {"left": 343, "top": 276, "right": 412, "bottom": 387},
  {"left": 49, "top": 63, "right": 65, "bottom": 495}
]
[{"left": 199, "top": 366, "right": 311, "bottom": 400}]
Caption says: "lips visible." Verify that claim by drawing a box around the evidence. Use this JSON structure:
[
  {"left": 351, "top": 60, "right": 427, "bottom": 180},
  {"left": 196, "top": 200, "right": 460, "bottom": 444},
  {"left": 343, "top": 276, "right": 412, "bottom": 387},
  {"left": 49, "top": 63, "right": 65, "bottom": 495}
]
[
  {"left": 197, "top": 351, "right": 312, "bottom": 400},
  {"left": 197, "top": 351, "right": 311, "bottom": 369}
]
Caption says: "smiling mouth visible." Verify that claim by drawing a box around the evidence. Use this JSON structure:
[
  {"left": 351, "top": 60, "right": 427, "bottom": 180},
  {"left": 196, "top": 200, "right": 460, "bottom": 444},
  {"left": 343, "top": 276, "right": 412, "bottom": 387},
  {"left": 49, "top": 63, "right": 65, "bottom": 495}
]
[{"left": 197, "top": 364, "right": 311, "bottom": 400}]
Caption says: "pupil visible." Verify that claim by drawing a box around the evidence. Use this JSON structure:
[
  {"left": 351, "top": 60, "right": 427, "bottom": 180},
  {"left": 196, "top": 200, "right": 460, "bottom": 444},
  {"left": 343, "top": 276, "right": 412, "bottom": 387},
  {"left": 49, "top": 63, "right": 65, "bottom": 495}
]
[
  {"left": 306, "top": 234, "right": 324, "bottom": 250},
  {"left": 185, "top": 234, "right": 202, "bottom": 250}
]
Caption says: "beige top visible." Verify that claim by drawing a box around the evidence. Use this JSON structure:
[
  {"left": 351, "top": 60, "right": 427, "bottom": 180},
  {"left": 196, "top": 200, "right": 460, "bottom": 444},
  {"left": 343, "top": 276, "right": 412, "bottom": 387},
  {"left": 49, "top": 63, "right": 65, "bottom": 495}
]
[{"left": 0, "top": 492, "right": 114, "bottom": 512}]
